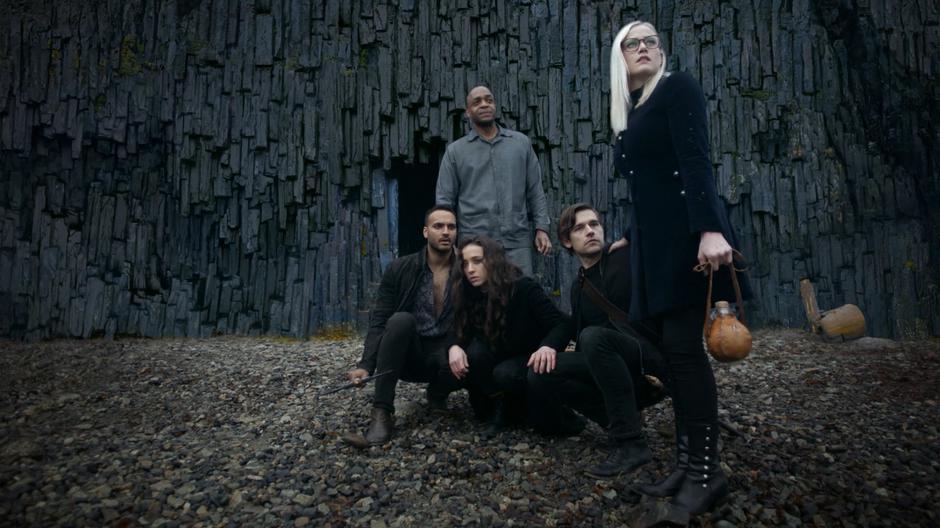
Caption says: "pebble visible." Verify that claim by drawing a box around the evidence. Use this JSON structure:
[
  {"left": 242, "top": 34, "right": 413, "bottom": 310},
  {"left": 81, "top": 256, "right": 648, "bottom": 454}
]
[
  {"left": 91, "top": 484, "right": 111, "bottom": 498},
  {"left": 292, "top": 493, "right": 314, "bottom": 507}
]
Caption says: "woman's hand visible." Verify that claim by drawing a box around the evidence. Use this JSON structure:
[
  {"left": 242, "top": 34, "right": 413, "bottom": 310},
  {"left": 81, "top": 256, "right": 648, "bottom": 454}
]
[
  {"left": 448, "top": 345, "right": 469, "bottom": 380},
  {"left": 698, "top": 231, "right": 733, "bottom": 269},
  {"left": 527, "top": 346, "right": 557, "bottom": 374}
]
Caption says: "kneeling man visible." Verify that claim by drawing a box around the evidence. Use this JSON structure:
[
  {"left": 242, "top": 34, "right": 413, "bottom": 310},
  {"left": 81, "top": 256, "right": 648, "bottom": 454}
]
[{"left": 345, "top": 205, "right": 462, "bottom": 445}]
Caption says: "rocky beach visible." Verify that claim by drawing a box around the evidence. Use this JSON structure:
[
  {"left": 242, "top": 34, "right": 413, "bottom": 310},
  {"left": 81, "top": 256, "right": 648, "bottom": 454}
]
[{"left": 1, "top": 329, "right": 938, "bottom": 527}]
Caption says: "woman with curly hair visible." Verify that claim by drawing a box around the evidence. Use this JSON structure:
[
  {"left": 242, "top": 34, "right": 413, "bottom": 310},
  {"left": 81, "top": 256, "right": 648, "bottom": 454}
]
[{"left": 448, "top": 235, "right": 568, "bottom": 436}]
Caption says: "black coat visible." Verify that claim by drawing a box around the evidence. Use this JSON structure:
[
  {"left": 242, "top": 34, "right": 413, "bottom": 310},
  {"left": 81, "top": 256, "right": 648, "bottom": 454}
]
[
  {"left": 457, "top": 276, "right": 569, "bottom": 357},
  {"left": 358, "top": 248, "right": 456, "bottom": 373},
  {"left": 614, "top": 71, "right": 752, "bottom": 319}
]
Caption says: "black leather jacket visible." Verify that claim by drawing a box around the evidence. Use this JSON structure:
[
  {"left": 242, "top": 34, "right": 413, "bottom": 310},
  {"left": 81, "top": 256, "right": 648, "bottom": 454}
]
[{"left": 357, "top": 248, "right": 456, "bottom": 373}]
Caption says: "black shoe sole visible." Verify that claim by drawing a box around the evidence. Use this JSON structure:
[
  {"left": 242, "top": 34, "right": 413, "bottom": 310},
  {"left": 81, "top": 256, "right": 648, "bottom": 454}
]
[{"left": 584, "top": 458, "right": 651, "bottom": 479}]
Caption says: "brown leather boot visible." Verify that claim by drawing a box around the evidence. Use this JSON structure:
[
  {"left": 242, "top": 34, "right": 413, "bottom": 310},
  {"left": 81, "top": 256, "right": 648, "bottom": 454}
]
[{"left": 364, "top": 407, "right": 394, "bottom": 445}]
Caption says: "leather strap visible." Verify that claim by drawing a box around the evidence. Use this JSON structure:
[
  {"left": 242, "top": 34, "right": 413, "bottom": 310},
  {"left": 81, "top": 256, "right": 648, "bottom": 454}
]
[
  {"left": 578, "top": 268, "right": 632, "bottom": 328},
  {"left": 577, "top": 269, "right": 654, "bottom": 375},
  {"left": 694, "top": 249, "right": 747, "bottom": 334}
]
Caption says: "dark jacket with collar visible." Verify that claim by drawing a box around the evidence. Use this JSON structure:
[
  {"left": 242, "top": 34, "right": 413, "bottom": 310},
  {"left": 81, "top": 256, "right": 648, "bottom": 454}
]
[
  {"left": 614, "top": 71, "right": 751, "bottom": 319},
  {"left": 569, "top": 245, "right": 633, "bottom": 335},
  {"left": 358, "top": 248, "right": 455, "bottom": 373}
]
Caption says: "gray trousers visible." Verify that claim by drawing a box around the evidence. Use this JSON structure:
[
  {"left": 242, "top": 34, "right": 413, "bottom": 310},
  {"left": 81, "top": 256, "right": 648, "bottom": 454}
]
[{"left": 505, "top": 246, "right": 534, "bottom": 276}]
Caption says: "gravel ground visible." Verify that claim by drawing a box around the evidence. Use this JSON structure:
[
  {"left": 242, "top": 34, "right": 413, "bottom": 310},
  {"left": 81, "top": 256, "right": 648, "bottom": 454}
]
[{"left": 1, "top": 329, "right": 938, "bottom": 527}]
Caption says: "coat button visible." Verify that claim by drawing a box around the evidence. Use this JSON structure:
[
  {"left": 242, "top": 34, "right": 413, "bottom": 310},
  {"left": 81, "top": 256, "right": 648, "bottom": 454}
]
[
  {"left": 618, "top": 134, "right": 622, "bottom": 140},
  {"left": 680, "top": 190, "right": 686, "bottom": 196},
  {"left": 673, "top": 170, "right": 679, "bottom": 177},
  {"left": 621, "top": 154, "right": 626, "bottom": 159},
  {"left": 628, "top": 170, "right": 634, "bottom": 175}
]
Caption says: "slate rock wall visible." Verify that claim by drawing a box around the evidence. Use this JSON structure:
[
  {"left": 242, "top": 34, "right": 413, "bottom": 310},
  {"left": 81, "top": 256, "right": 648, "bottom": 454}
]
[{"left": 1, "top": 0, "right": 937, "bottom": 339}]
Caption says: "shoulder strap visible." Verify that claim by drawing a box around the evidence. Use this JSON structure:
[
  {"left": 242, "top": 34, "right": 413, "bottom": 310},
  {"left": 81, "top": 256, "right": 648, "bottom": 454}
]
[
  {"left": 578, "top": 268, "right": 632, "bottom": 327},
  {"left": 578, "top": 269, "right": 660, "bottom": 378}
]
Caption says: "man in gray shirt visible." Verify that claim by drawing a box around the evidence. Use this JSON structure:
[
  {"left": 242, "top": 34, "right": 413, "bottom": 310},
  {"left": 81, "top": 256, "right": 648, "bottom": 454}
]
[{"left": 435, "top": 86, "right": 552, "bottom": 275}]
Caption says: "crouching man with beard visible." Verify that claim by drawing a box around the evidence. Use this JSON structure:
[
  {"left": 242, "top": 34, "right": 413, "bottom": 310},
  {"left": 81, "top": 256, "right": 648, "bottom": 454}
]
[{"left": 343, "top": 205, "right": 463, "bottom": 446}]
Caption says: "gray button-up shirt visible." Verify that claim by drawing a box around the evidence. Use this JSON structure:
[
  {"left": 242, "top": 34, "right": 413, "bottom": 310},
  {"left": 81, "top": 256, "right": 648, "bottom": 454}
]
[{"left": 436, "top": 126, "right": 550, "bottom": 249}]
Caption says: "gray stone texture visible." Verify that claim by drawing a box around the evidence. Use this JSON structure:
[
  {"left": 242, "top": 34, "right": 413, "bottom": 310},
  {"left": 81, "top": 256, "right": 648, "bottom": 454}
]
[{"left": 0, "top": 0, "right": 937, "bottom": 339}]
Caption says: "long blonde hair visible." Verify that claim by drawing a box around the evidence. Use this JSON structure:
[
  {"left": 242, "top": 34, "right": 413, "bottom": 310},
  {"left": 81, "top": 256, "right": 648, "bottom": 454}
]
[{"left": 609, "top": 21, "right": 667, "bottom": 134}]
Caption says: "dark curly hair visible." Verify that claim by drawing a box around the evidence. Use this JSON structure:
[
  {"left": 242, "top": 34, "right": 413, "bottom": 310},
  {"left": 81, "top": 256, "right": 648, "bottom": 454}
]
[{"left": 451, "top": 235, "right": 523, "bottom": 350}]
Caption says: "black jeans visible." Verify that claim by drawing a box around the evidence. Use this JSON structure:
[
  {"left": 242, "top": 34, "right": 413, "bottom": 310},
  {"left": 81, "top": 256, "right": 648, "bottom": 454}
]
[
  {"left": 581, "top": 326, "right": 653, "bottom": 440},
  {"left": 654, "top": 305, "right": 718, "bottom": 425},
  {"left": 372, "top": 312, "right": 460, "bottom": 412},
  {"left": 526, "top": 349, "right": 609, "bottom": 434},
  {"left": 461, "top": 340, "right": 530, "bottom": 420},
  {"left": 462, "top": 339, "right": 528, "bottom": 396}
]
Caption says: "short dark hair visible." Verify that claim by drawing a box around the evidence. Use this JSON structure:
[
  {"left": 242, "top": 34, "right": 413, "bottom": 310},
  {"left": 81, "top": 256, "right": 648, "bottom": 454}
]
[
  {"left": 424, "top": 204, "right": 457, "bottom": 226},
  {"left": 557, "top": 203, "right": 602, "bottom": 254}
]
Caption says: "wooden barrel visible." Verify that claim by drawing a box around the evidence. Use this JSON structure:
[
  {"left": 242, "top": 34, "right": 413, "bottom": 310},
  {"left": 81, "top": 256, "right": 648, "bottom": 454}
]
[{"left": 819, "top": 304, "right": 866, "bottom": 341}]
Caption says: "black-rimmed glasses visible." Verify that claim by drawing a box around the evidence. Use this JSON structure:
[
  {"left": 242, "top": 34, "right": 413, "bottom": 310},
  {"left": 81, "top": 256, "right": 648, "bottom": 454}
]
[{"left": 621, "top": 35, "right": 660, "bottom": 52}]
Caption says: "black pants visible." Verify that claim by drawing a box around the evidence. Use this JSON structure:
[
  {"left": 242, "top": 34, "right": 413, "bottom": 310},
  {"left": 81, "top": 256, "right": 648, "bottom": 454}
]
[
  {"left": 462, "top": 340, "right": 529, "bottom": 420},
  {"left": 372, "top": 312, "right": 460, "bottom": 412},
  {"left": 653, "top": 305, "right": 718, "bottom": 425},
  {"left": 462, "top": 339, "right": 528, "bottom": 395},
  {"left": 526, "top": 348, "right": 609, "bottom": 434},
  {"left": 581, "top": 326, "right": 653, "bottom": 440}
]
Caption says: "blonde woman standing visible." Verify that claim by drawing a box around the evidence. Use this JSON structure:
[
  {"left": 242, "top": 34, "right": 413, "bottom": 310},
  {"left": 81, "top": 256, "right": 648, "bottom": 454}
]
[{"left": 606, "top": 21, "right": 751, "bottom": 515}]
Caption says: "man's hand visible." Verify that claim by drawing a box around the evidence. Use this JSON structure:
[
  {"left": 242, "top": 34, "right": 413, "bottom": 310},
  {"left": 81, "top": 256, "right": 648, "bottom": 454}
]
[
  {"left": 527, "top": 346, "right": 557, "bottom": 374},
  {"left": 346, "top": 368, "right": 369, "bottom": 387},
  {"left": 697, "top": 231, "right": 733, "bottom": 269},
  {"left": 535, "top": 230, "right": 553, "bottom": 255},
  {"left": 608, "top": 237, "right": 629, "bottom": 253},
  {"left": 448, "top": 345, "right": 470, "bottom": 380}
]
